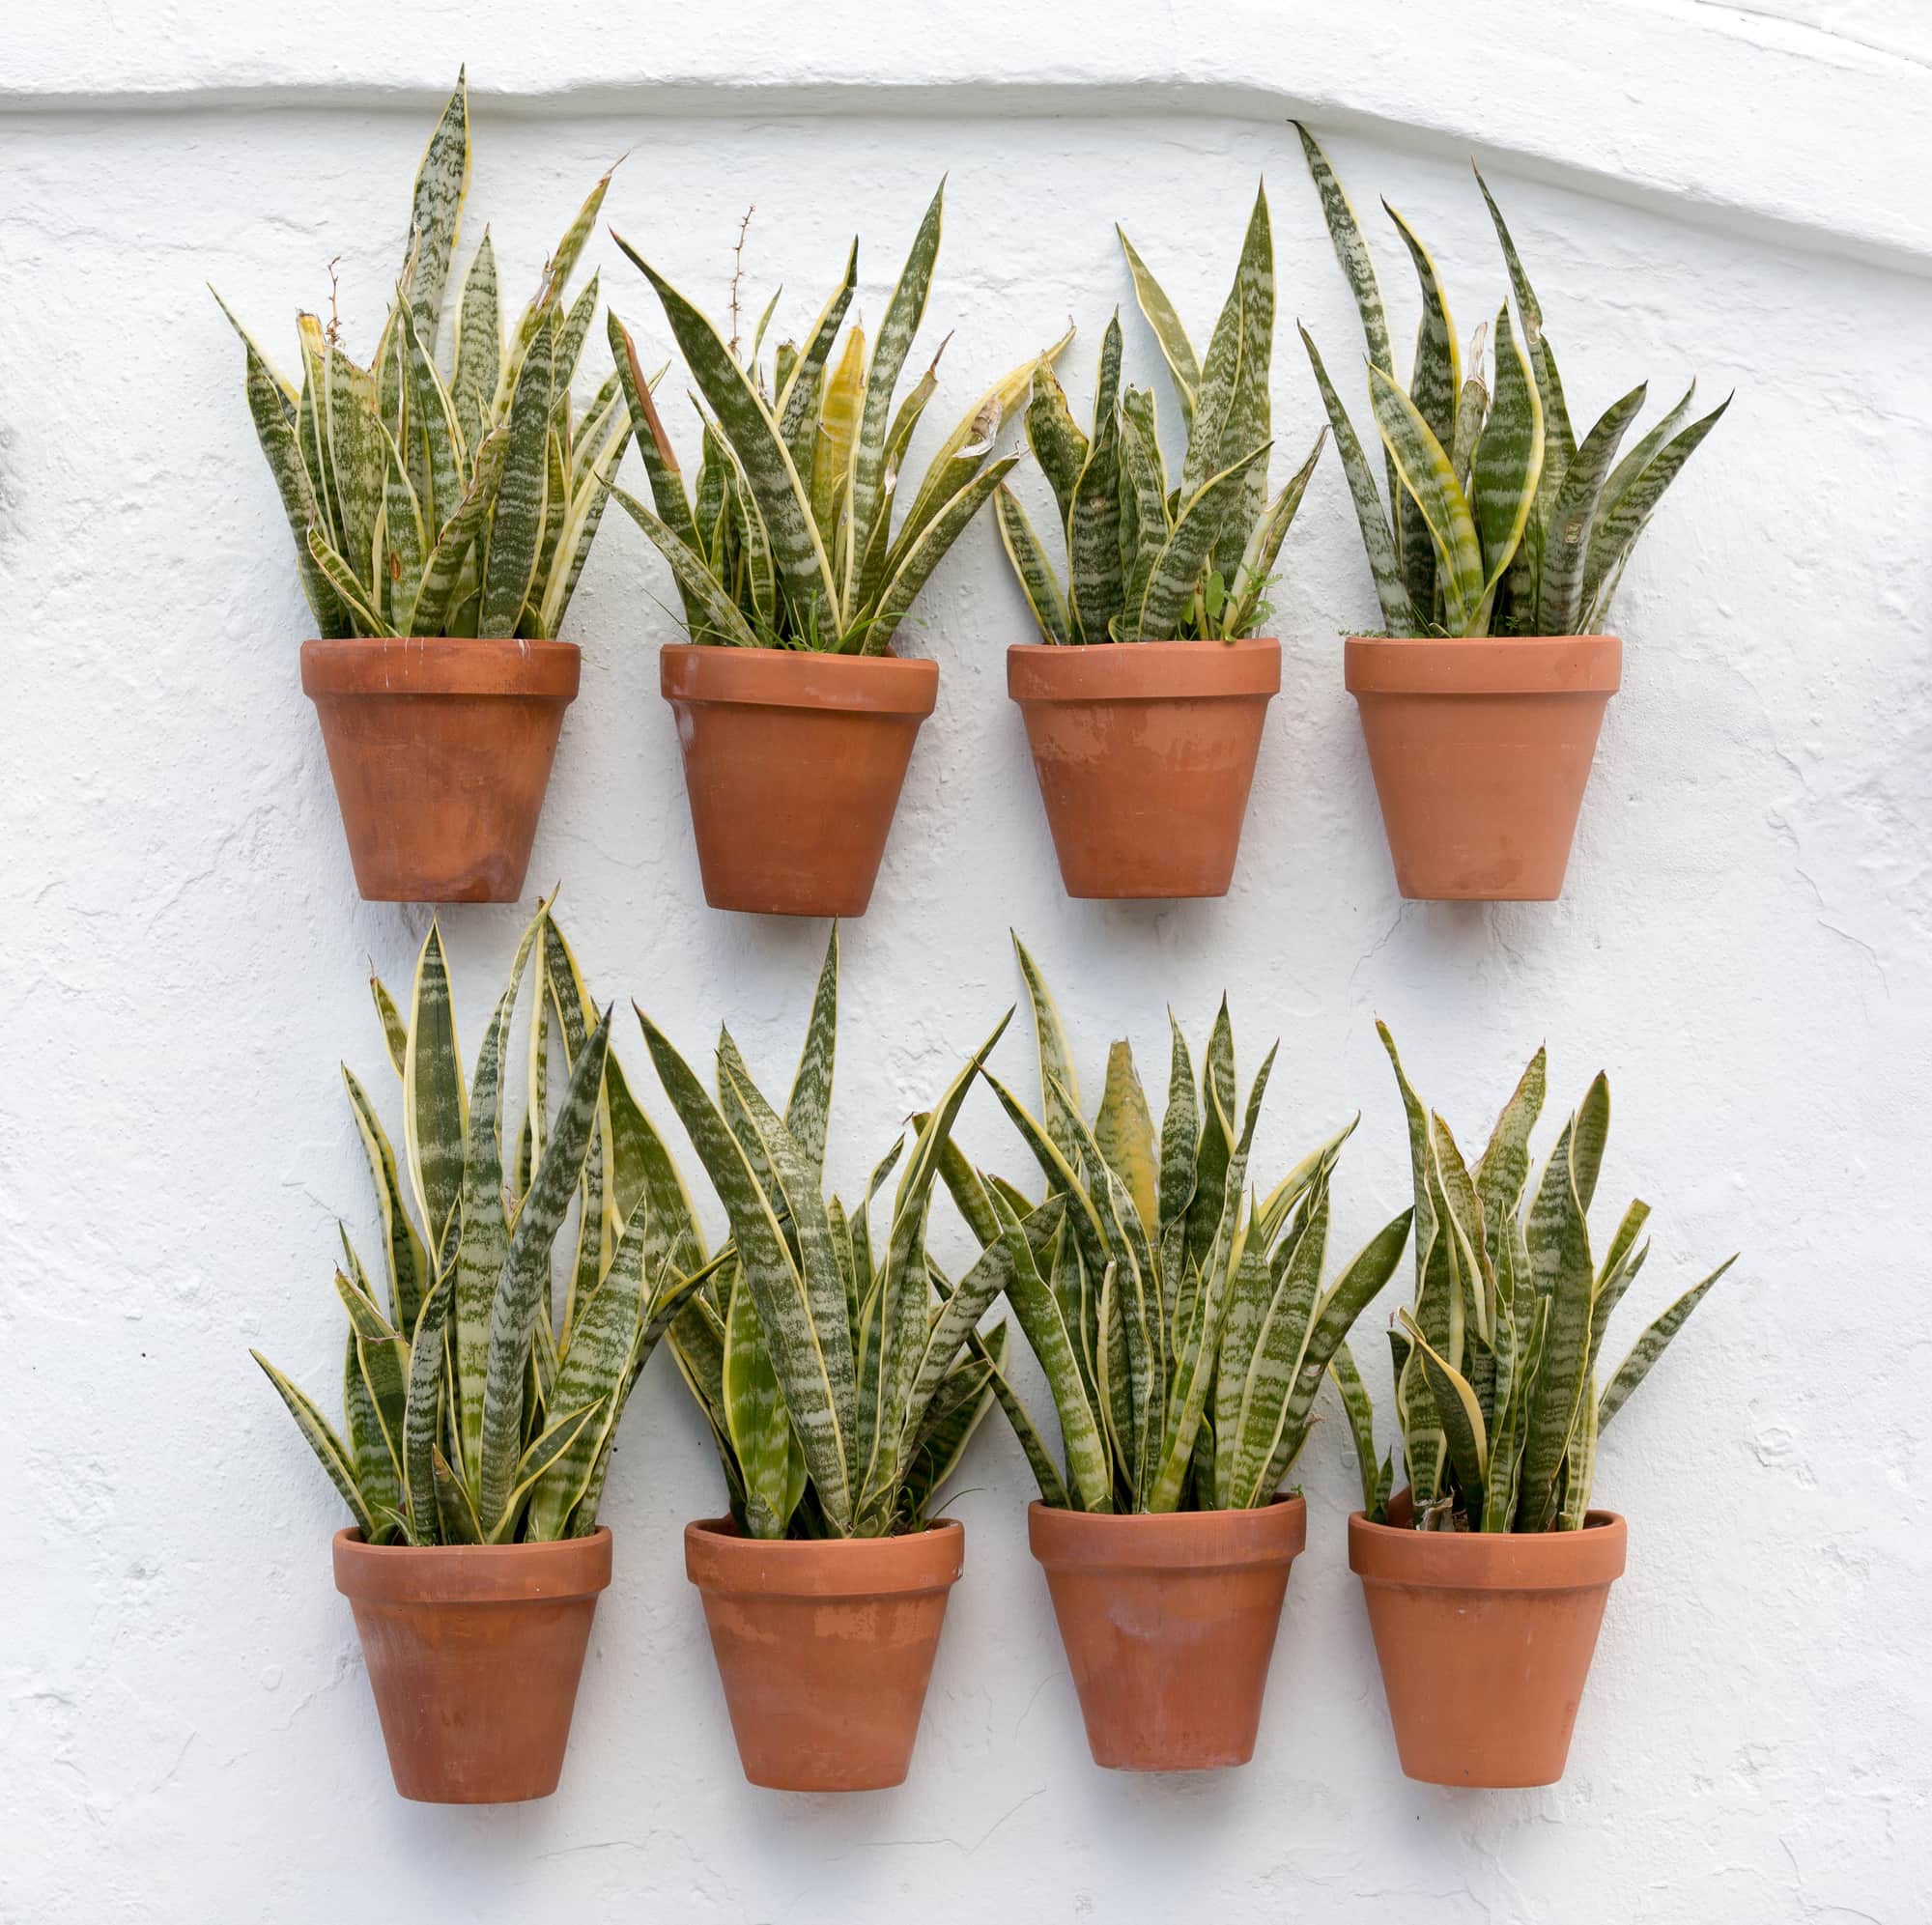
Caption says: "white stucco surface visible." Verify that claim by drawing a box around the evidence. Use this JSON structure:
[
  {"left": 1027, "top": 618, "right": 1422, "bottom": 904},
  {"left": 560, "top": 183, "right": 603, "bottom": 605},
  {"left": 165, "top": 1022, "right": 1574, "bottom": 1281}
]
[{"left": 5, "top": 4, "right": 1929, "bottom": 1918}]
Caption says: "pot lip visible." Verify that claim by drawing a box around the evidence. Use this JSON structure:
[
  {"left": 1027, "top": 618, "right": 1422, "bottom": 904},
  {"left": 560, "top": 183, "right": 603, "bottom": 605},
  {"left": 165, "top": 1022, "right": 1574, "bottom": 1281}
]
[
  {"left": 1026, "top": 1493, "right": 1306, "bottom": 1571},
  {"left": 683, "top": 1515, "right": 965, "bottom": 1598},
  {"left": 1344, "top": 632, "right": 1621, "bottom": 697},
  {"left": 1347, "top": 1505, "right": 1628, "bottom": 1590},
  {"left": 331, "top": 1525, "right": 612, "bottom": 1604},
  {"left": 1008, "top": 635, "right": 1281, "bottom": 703},
  {"left": 300, "top": 634, "right": 582, "bottom": 701},
  {"left": 661, "top": 642, "right": 939, "bottom": 717}
]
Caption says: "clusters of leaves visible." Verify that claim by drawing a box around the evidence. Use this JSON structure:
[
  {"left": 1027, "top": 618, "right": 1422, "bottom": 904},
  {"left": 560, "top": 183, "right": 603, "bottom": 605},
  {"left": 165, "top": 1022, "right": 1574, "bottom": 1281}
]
[
  {"left": 952, "top": 941, "right": 1412, "bottom": 1513},
  {"left": 252, "top": 907, "right": 698, "bottom": 1545},
  {"left": 608, "top": 187, "right": 1066, "bottom": 655},
  {"left": 1294, "top": 124, "right": 1729, "bottom": 640},
  {"left": 1337, "top": 1027, "right": 1737, "bottom": 1533},
  {"left": 218, "top": 72, "right": 631, "bottom": 642},
  {"left": 642, "top": 930, "right": 1046, "bottom": 1538},
  {"left": 997, "top": 185, "right": 1326, "bottom": 645}
]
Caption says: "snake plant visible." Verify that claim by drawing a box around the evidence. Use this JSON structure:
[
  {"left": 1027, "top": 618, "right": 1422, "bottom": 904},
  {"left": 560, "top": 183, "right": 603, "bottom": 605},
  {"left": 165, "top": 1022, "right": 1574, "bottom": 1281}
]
[
  {"left": 606, "top": 187, "right": 1068, "bottom": 654},
  {"left": 996, "top": 184, "right": 1326, "bottom": 644},
  {"left": 954, "top": 940, "right": 1411, "bottom": 1513},
  {"left": 640, "top": 928, "right": 1049, "bottom": 1537},
  {"left": 1334, "top": 1026, "right": 1738, "bottom": 1533},
  {"left": 215, "top": 71, "right": 632, "bottom": 641},
  {"left": 252, "top": 904, "right": 699, "bottom": 1545},
  {"left": 1294, "top": 124, "right": 1729, "bottom": 639}
]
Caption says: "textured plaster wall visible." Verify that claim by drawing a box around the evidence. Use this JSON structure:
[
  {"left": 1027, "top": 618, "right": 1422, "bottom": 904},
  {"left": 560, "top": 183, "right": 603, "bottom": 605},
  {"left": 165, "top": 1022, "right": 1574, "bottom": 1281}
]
[{"left": 4, "top": 4, "right": 1930, "bottom": 1920}]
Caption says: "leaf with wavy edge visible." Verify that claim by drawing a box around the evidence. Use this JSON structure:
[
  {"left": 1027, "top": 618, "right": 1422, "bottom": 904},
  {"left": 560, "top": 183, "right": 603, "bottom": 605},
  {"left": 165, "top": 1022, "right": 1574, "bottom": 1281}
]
[
  {"left": 1599, "top": 1256, "right": 1734, "bottom": 1431},
  {"left": 1117, "top": 225, "right": 1201, "bottom": 426},
  {"left": 1136, "top": 439, "right": 1271, "bottom": 640},
  {"left": 1469, "top": 305, "right": 1546, "bottom": 613},
  {"left": 863, "top": 456, "right": 1017, "bottom": 656},
  {"left": 1066, "top": 314, "right": 1124, "bottom": 644},
  {"left": 1536, "top": 383, "right": 1647, "bottom": 635},
  {"left": 1367, "top": 365, "right": 1483, "bottom": 634},
  {"left": 480, "top": 314, "right": 556, "bottom": 637},
  {"left": 254, "top": 1349, "right": 377, "bottom": 1538},
  {"left": 1025, "top": 360, "right": 1090, "bottom": 532},
  {"left": 995, "top": 487, "right": 1071, "bottom": 644}
]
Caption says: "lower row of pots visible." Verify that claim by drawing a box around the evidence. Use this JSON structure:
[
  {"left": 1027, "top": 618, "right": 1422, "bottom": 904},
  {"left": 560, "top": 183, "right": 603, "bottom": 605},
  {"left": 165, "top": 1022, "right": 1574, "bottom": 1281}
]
[
  {"left": 335, "top": 1494, "right": 1629, "bottom": 1803},
  {"left": 301, "top": 634, "right": 1623, "bottom": 909}
]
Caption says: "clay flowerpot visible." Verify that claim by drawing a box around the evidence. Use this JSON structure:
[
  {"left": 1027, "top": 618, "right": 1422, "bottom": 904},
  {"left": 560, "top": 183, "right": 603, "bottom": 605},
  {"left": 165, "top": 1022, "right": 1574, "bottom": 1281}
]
[
  {"left": 1345, "top": 634, "right": 1621, "bottom": 900},
  {"left": 331, "top": 1526, "right": 611, "bottom": 1804},
  {"left": 1349, "top": 1495, "right": 1629, "bottom": 1787},
  {"left": 1027, "top": 1496, "right": 1306, "bottom": 1770},
  {"left": 300, "top": 636, "right": 579, "bottom": 903},
  {"left": 660, "top": 645, "right": 939, "bottom": 917},
  {"left": 684, "top": 1516, "right": 963, "bottom": 1791},
  {"left": 1007, "top": 637, "right": 1280, "bottom": 898}
]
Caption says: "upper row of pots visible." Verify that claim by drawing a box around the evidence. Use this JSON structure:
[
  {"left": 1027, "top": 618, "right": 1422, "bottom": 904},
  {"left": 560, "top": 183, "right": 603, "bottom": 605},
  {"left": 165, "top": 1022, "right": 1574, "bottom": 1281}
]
[{"left": 223, "top": 73, "right": 1730, "bottom": 912}]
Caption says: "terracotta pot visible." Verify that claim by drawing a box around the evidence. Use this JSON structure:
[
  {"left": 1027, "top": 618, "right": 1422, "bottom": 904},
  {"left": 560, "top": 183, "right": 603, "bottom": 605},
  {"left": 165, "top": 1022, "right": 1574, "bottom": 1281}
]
[
  {"left": 1027, "top": 1496, "right": 1306, "bottom": 1770},
  {"left": 660, "top": 645, "right": 938, "bottom": 917},
  {"left": 331, "top": 1526, "right": 611, "bottom": 1803},
  {"left": 300, "top": 636, "right": 579, "bottom": 903},
  {"left": 1349, "top": 1493, "right": 1628, "bottom": 1787},
  {"left": 1345, "top": 634, "right": 1620, "bottom": 901},
  {"left": 684, "top": 1516, "right": 962, "bottom": 1791},
  {"left": 1007, "top": 638, "right": 1280, "bottom": 898}
]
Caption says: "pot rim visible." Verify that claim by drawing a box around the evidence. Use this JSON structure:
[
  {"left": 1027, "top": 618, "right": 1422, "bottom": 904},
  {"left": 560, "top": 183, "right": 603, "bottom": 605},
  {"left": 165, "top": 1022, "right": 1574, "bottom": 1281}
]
[
  {"left": 300, "top": 635, "right": 582, "bottom": 701},
  {"left": 661, "top": 642, "right": 939, "bottom": 716},
  {"left": 1009, "top": 635, "right": 1281, "bottom": 704},
  {"left": 331, "top": 1525, "right": 612, "bottom": 1604},
  {"left": 1344, "top": 633, "right": 1621, "bottom": 697},
  {"left": 684, "top": 1515, "right": 964, "bottom": 1598},
  {"left": 1026, "top": 1493, "right": 1306, "bottom": 1572},
  {"left": 1348, "top": 1506, "right": 1628, "bottom": 1590}
]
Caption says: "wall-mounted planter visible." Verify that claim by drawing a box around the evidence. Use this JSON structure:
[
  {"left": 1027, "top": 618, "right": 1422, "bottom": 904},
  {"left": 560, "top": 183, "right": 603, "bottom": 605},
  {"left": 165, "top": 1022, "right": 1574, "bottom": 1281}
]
[
  {"left": 1007, "top": 637, "right": 1279, "bottom": 899},
  {"left": 1027, "top": 1496, "right": 1305, "bottom": 1770},
  {"left": 1345, "top": 634, "right": 1621, "bottom": 901},
  {"left": 331, "top": 1526, "right": 611, "bottom": 1804},
  {"left": 300, "top": 636, "right": 579, "bottom": 903},
  {"left": 1349, "top": 1498, "right": 1628, "bottom": 1787},
  {"left": 685, "top": 1516, "right": 962, "bottom": 1791},
  {"left": 660, "top": 645, "right": 938, "bottom": 918}
]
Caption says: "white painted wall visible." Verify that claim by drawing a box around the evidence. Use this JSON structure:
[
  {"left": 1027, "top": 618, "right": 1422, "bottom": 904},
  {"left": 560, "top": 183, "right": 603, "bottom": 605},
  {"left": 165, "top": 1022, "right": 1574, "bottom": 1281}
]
[{"left": 6, "top": 4, "right": 1929, "bottom": 1918}]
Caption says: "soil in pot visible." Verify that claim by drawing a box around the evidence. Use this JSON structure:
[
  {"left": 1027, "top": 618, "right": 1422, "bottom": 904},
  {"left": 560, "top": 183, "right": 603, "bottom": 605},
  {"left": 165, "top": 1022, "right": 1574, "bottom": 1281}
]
[
  {"left": 660, "top": 645, "right": 938, "bottom": 917},
  {"left": 300, "top": 636, "right": 580, "bottom": 903},
  {"left": 1345, "top": 634, "right": 1621, "bottom": 900},
  {"left": 1349, "top": 1493, "right": 1629, "bottom": 1787},
  {"left": 684, "top": 1517, "right": 963, "bottom": 1792},
  {"left": 331, "top": 1526, "right": 611, "bottom": 1803},
  {"left": 1007, "top": 637, "right": 1280, "bottom": 899},
  {"left": 1027, "top": 1496, "right": 1306, "bottom": 1770}
]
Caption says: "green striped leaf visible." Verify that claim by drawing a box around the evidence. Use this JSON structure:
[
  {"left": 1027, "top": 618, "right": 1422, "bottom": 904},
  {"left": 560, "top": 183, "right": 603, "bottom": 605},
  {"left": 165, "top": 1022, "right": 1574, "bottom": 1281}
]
[
  {"left": 1224, "top": 428, "right": 1323, "bottom": 639},
  {"left": 1517, "top": 1128, "right": 1596, "bottom": 1529},
  {"left": 1599, "top": 1256, "right": 1735, "bottom": 1430},
  {"left": 538, "top": 415, "right": 631, "bottom": 636},
  {"left": 1136, "top": 439, "right": 1271, "bottom": 641},
  {"left": 411, "top": 425, "right": 507, "bottom": 636},
  {"left": 1367, "top": 365, "right": 1483, "bottom": 635},
  {"left": 378, "top": 424, "right": 426, "bottom": 629},
  {"left": 1012, "top": 935, "right": 1083, "bottom": 1167},
  {"left": 400, "top": 73, "right": 469, "bottom": 345},
  {"left": 1328, "top": 1341, "right": 1383, "bottom": 1516},
  {"left": 488, "top": 1401, "right": 602, "bottom": 1543},
  {"left": 1536, "top": 383, "right": 1647, "bottom": 635},
  {"left": 1066, "top": 314, "right": 1124, "bottom": 644},
  {"left": 640, "top": 1010, "right": 854, "bottom": 1533},
  {"left": 1116, "top": 225, "right": 1200, "bottom": 425},
  {"left": 432, "top": 1448, "right": 483, "bottom": 1544},
  {"left": 1403, "top": 1310, "right": 1489, "bottom": 1519},
  {"left": 783, "top": 927, "right": 838, "bottom": 1180},
  {"left": 995, "top": 487, "right": 1071, "bottom": 644},
  {"left": 1213, "top": 184, "right": 1274, "bottom": 580},
  {"left": 1094, "top": 1042, "right": 1160, "bottom": 1236},
  {"left": 1474, "top": 1045, "right": 1548, "bottom": 1280},
  {"left": 1294, "top": 122, "right": 1394, "bottom": 378},
  {"left": 847, "top": 182, "right": 945, "bottom": 596},
  {"left": 253, "top": 1349, "right": 378, "bottom": 1538},
  {"left": 724, "top": 1266, "right": 806, "bottom": 1539},
  {"left": 863, "top": 455, "right": 1017, "bottom": 656},
  {"left": 1383, "top": 202, "right": 1461, "bottom": 469},
  {"left": 477, "top": 1008, "right": 611, "bottom": 1525},
  {"left": 451, "top": 230, "right": 499, "bottom": 456},
  {"left": 370, "top": 972, "right": 409, "bottom": 1080},
  {"left": 776, "top": 237, "right": 859, "bottom": 467},
  {"left": 607, "top": 485, "right": 761, "bottom": 648},
  {"left": 305, "top": 527, "right": 391, "bottom": 637},
  {"left": 814, "top": 322, "right": 867, "bottom": 566},
  {"left": 1474, "top": 167, "right": 1574, "bottom": 461},
  {"left": 1025, "top": 361, "right": 1091, "bottom": 532},
  {"left": 400, "top": 1269, "right": 454, "bottom": 1543},
  {"left": 1469, "top": 304, "right": 1546, "bottom": 608},
  {"left": 479, "top": 312, "right": 555, "bottom": 637},
  {"left": 1299, "top": 326, "right": 1413, "bottom": 634},
  {"left": 398, "top": 299, "right": 466, "bottom": 544},
  {"left": 616, "top": 237, "right": 838, "bottom": 630},
  {"left": 1583, "top": 394, "right": 1731, "bottom": 630},
  {"left": 402, "top": 922, "right": 467, "bottom": 1265},
  {"left": 1117, "top": 388, "right": 1170, "bottom": 623},
  {"left": 342, "top": 1065, "right": 427, "bottom": 1333},
  {"left": 213, "top": 293, "right": 348, "bottom": 636}
]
